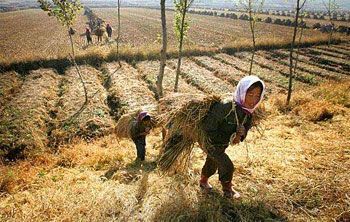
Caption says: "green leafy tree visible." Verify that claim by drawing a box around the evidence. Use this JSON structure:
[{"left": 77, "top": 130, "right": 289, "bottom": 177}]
[{"left": 173, "top": 0, "right": 194, "bottom": 92}]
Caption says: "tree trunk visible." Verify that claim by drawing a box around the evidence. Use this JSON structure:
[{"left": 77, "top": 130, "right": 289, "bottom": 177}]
[
  {"left": 174, "top": 0, "right": 188, "bottom": 92},
  {"left": 157, "top": 0, "right": 167, "bottom": 98},
  {"left": 293, "top": 16, "right": 305, "bottom": 76},
  {"left": 287, "top": 1, "right": 301, "bottom": 106},
  {"left": 117, "top": 0, "right": 121, "bottom": 66},
  {"left": 248, "top": 1, "right": 256, "bottom": 75},
  {"left": 68, "top": 27, "right": 88, "bottom": 105}
]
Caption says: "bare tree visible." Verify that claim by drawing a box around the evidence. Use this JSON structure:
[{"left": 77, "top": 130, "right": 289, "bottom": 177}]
[
  {"left": 293, "top": 14, "right": 306, "bottom": 78},
  {"left": 323, "top": 0, "right": 339, "bottom": 47},
  {"left": 157, "top": 0, "right": 167, "bottom": 98},
  {"left": 239, "top": 0, "right": 265, "bottom": 75},
  {"left": 116, "top": 0, "right": 121, "bottom": 66},
  {"left": 173, "top": 0, "right": 194, "bottom": 92},
  {"left": 286, "top": 0, "right": 307, "bottom": 105}
]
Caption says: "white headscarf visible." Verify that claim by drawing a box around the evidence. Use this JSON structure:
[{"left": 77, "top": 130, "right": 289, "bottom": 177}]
[{"left": 233, "top": 75, "right": 265, "bottom": 114}]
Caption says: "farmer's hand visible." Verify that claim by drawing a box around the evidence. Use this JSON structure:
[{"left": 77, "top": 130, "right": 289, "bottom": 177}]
[
  {"left": 230, "top": 126, "right": 245, "bottom": 145},
  {"left": 231, "top": 135, "right": 241, "bottom": 145},
  {"left": 236, "top": 125, "right": 245, "bottom": 137}
]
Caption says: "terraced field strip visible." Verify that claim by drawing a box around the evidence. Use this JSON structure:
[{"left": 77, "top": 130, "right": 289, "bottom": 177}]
[
  {"left": 51, "top": 66, "right": 114, "bottom": 145},
  {"left": 136, "top": 61, "right": 203, "bottom": 96},
  {"left": 273, "top": 49, "right": 349, "bottom": 76},
  {"left": 213, "top": 53, "right": 289, "bottom": 92},
  {"left": 0, "top": 71, "right": 22, "bottom": 109},
  {"left": 0, "top": 69, "right": 60, "bottom": 157},
  {"left": 169, "top": 58, "right": 234, "bottom": 95},
  {"left": 299, "top": 48, "right": 350, "bottom": 72},
  {"left": 340, "top": 42, "right": 350, "bottom": 49},
  {"left": 190, "top": 56, "right": 242, "bottom": 86},
  {"left": 308, "top": 47, "right": 349, "bottom": 60},
  {"left": 255, "top": 51, "right": 323, "bottom": 84},
  {"left": 265, "top": 50, "right": 341, "bottom": 81},
  {"left": 316, "top": 45, "right": 350, "bottom": 58},
  {"left": 106, "top": 62, "right": 157, "bottom": 113}
]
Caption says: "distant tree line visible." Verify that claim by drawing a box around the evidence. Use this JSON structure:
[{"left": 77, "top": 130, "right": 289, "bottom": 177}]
[{"left": 187, "top": 9, "right": 349, "bottom": 35}]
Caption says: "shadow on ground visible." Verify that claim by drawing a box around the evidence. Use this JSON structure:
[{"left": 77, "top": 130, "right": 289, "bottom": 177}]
[{"left": 153, "top": 188, "right": 286, "bottom": 222}]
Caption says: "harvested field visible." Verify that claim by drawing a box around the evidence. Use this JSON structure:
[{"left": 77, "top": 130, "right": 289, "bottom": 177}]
[
  {"left": 299, "top": 49, "right": 350, "bottom": 72},
  {"left": 311, "top": 47, "right": 350, "bottom": 60},
  {"left": 213, "top": 53, "right": 291, "bottom": 92},
  {"left": 106, "top": 62, "right": 157, "bottom": 113},
  {"left": 331, "top": 45, "right": 350, "bottom": 55},
  {"left": 50, "top": 66, "right": 114, "bottom": 146},
  {"left": 190, "top": 56, "right": 243, "bottom": 86},
  {"left": 319, "top": 45, "right": 350, "bottom": 57},
  {"left": 93, "top": 7, "right": 333, "bottom": 48},
  {"left": 264, "top": 50, "right": 342, "bottom": 81},
  {"left": 254, "top": 51, "right": 321, "bottom": 84},
  {"left": 0, "top": 69, "right": 60, "bottom": 158},
  {"left": 271, "top": 48, "right": 350, "bottom": 77},
  {"left": 1, "top": 6, "right": 350, "bottom": 220},
  {"left": 168, "top": 58, "right": 233, "bottom": 95},
  {"left": 0, "top": 71, "right": 22, "bottom": 110},
  {"left": 1, "top": 83, "right": 349, "bottom": 221},
  {"left": 0, "top": 9, "right": 89, "bottom": 65},
  {"left": 136, "top": 61, "right": 203, "bottom": 96}
]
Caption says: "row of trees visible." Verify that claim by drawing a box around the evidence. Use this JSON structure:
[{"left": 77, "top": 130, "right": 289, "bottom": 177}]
[
  {"left": 189, "top": 8, "right": 350, "bottom": 22},
  {"left": 37, "top": 0, "right": 340, "bottom": 110}
]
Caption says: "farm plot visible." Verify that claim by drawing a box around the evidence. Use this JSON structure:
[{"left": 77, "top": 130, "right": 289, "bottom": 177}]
[
  {"left": 0, "top": 9, "right": 89, "bottom": 64},
  {"left": 213, "top": 53, "right": 290, "bottom": 92},
  {"left": 271, "top": 49, "right": 349, "bottom": 76},
  {"left": 51, "top": 66, "right": 114, "bottom": 146},
  {"left": 168, "top": 58, "right": 233, "bottom": 95},
  {"left": 0, "top": 69, "right": 60, "bottom": 158},
  {"left": 190, "top": 56, "right": 243, "bottom": 86},
  {"left": 0, "top": 71, "right": 22, "bottom": 110},
  {"left": 136, "top": 61, "right": 203, "bottom": 96},
  {"left": 308, "top": 47, "right": 349, "bottom": 60},
  {"left": 92, "top": 8, "right": 330, "bottom": 49},
  {"left": 255, "top": 51, "right": 322, "bottom": 84},
  {"left": 264, "top": 50, "right": 342, "bottom": 81},
  {"left": 315, "top": 45, "right": 350, "bottom": 58},
  {"left": 299, "top": 48, "right": 350, "bottom": 72},
  {"left": 106, "top": 62, "right": 157, "bottom": 113}
]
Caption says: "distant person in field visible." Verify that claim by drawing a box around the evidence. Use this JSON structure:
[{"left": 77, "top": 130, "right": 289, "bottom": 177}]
[
  {"left": 85, "top": 28, "right": 93, "bottom": 44},
  {"left": 199, "top": 76, "right": 265, "bottom": 198},
  {"left": 95, "top": 25, "right": 105, "bottom": 43},
  {"left": 106, "top": 23, "right": 113, "bottom": 38},
  {"left": 130, "top": 111, "right": 152, "bottom": 162}
]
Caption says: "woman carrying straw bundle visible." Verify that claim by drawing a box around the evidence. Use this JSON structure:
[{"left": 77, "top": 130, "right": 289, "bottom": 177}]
[
  {"left": 130, "top": 111, "right": 152, "bottom": 162},
  {"left": 159, "top": 76, "right": 265, "bottom": 199}
]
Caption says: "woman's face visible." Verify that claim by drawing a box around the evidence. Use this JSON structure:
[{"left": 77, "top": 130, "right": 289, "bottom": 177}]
[{"left": 244, "top": 86, "right": 262, "bottom": 109}]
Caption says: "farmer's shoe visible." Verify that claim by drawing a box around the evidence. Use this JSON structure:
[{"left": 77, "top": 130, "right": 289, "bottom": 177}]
[
  {"left": 221, "top": 181, "right": 241, "bottom": 199},
  {"left": 199, "top": 175, "right": 213, "bottom": 191}
]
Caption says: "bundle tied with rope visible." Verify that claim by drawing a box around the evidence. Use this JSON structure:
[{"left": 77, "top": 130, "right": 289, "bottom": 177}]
[
  {"left": 158, "top": 95, "right": 221, "bottom": 173},
  {"left": 158, "top": 95, "right": 267, "bottom": 173}
]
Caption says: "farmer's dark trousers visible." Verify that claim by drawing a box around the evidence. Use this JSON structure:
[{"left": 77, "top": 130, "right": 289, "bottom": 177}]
[
  {"left": 201, "top": 147, "right": 234, "bottom": 182},
  {"left": 133, "top": 137, "right": 146, "bottom": 161}
]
